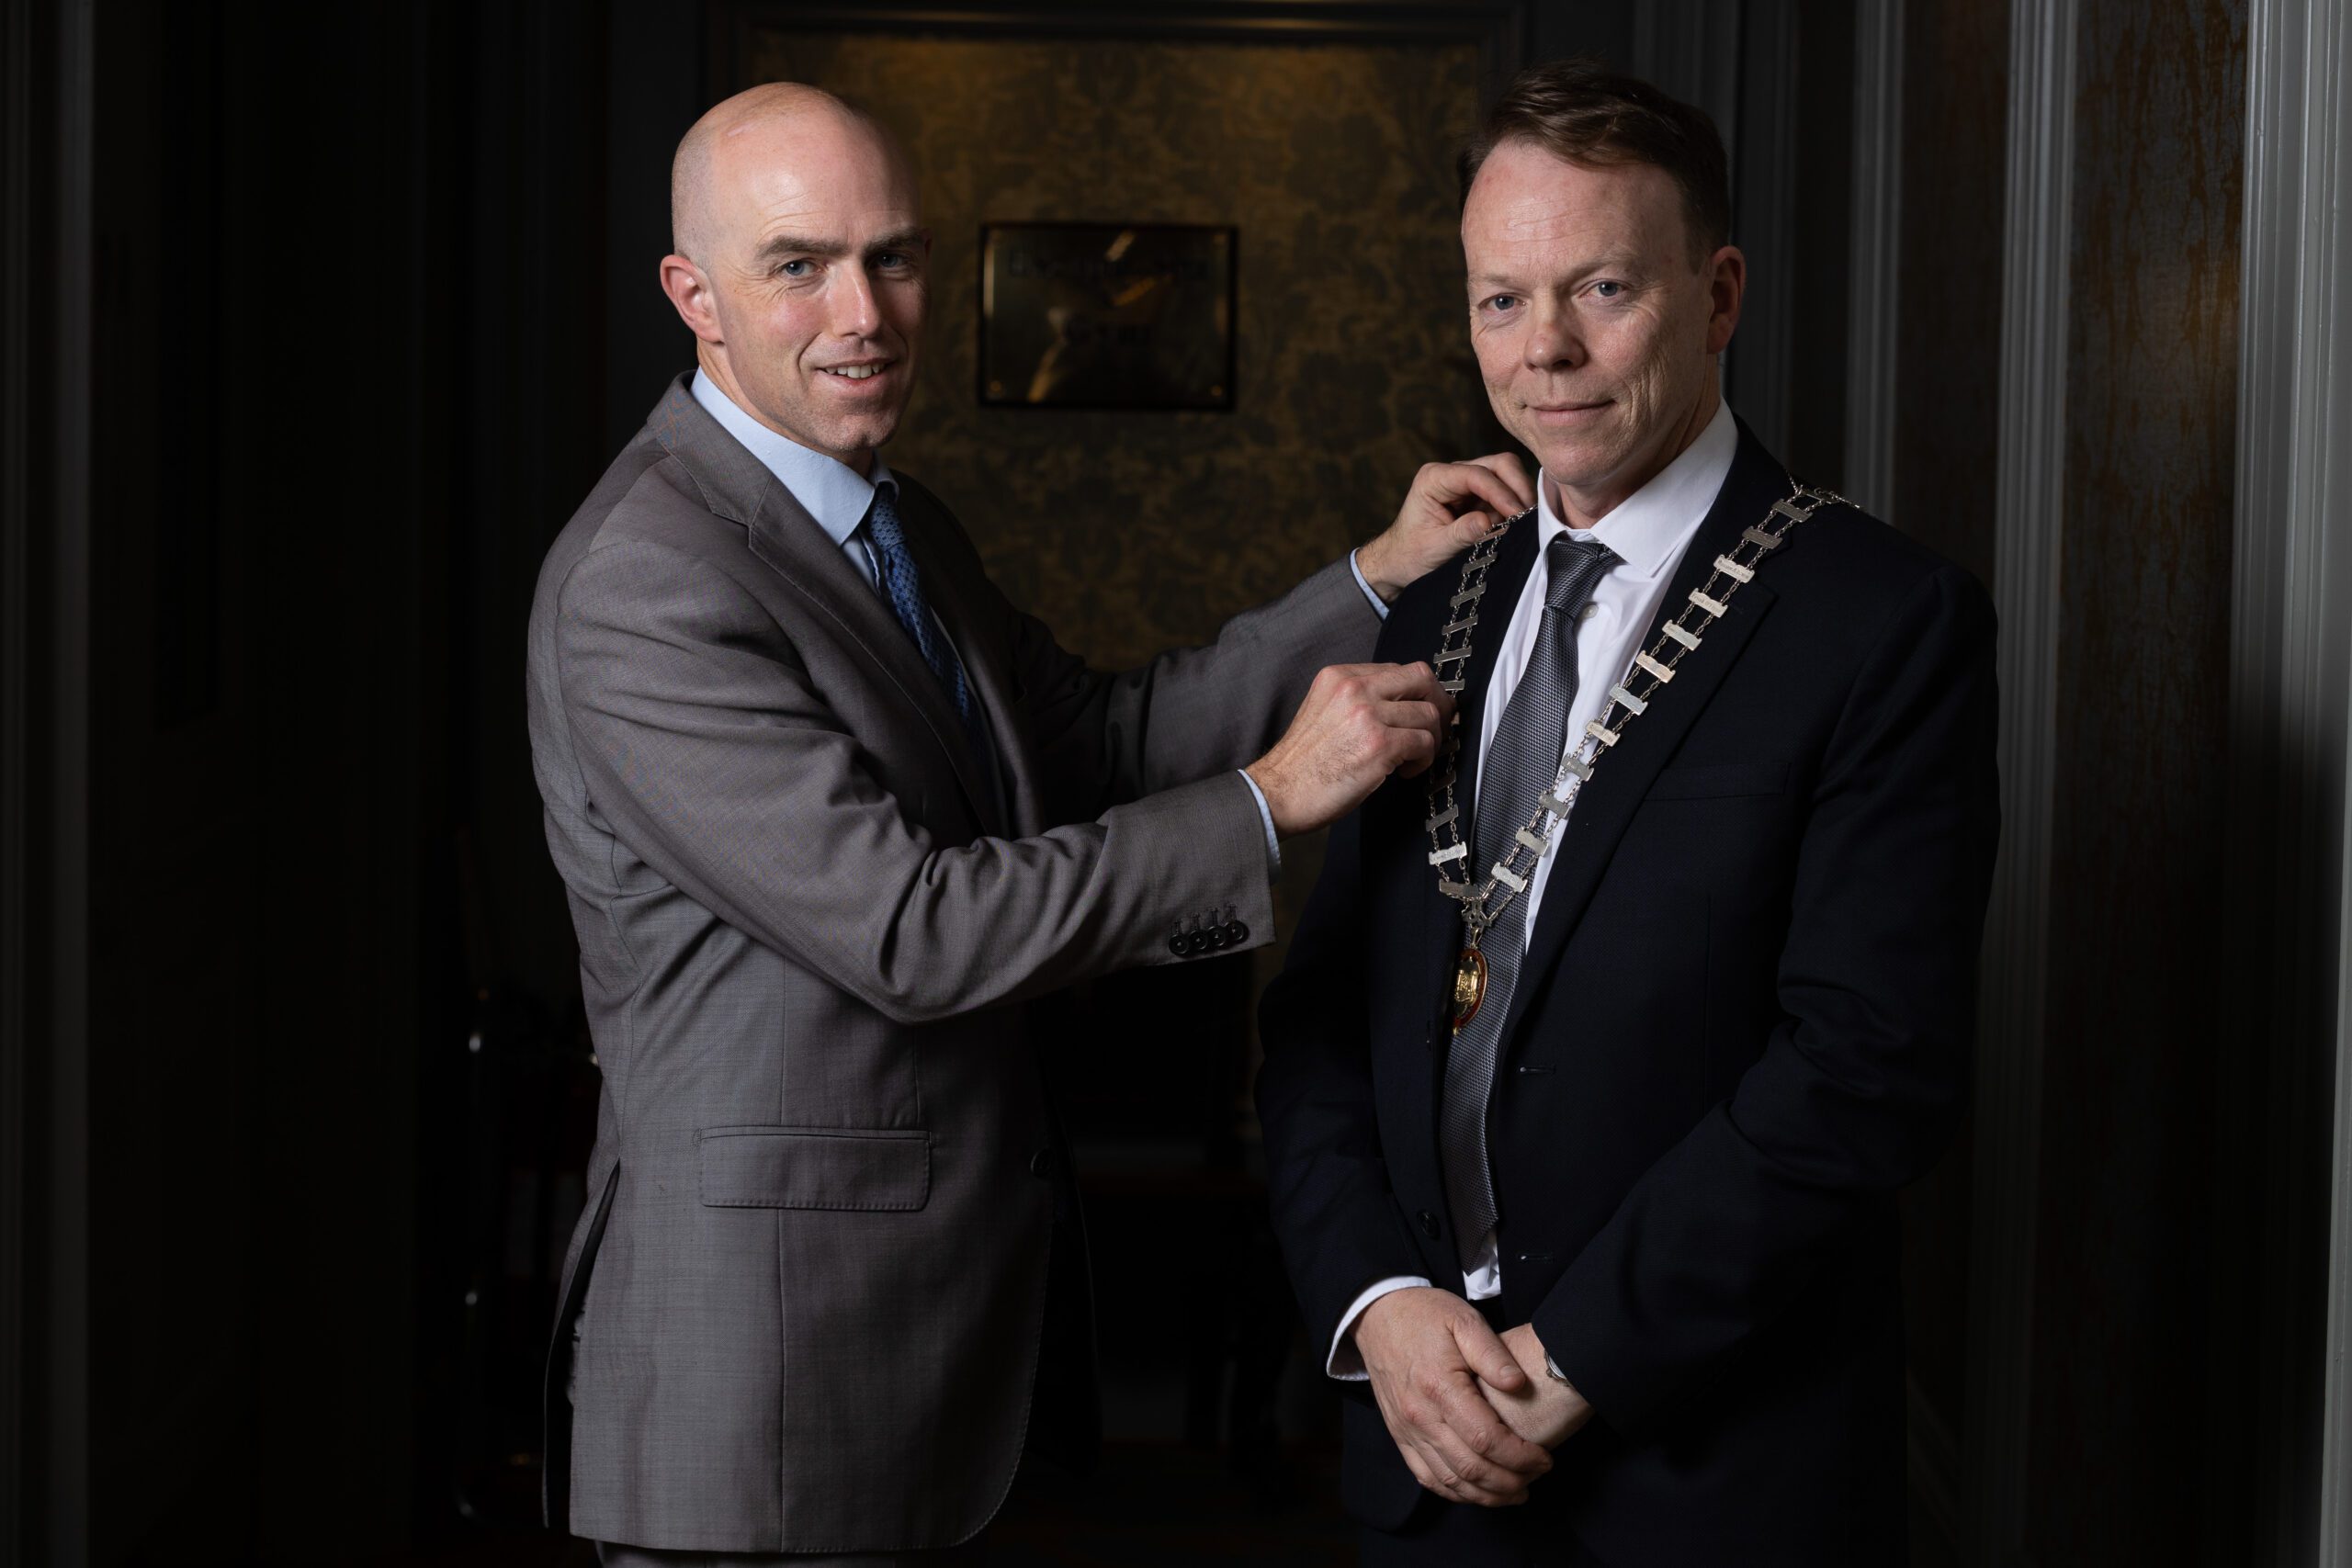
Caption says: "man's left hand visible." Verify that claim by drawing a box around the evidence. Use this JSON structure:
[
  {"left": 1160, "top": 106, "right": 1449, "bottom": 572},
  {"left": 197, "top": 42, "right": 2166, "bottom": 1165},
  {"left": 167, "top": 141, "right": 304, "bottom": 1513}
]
[
  {"left": 1355, "top": 455, "right": 1538, "bottom": 603},
  {"left": 1477, "top": 1323, "right": 1594, "bottom": 1450}
]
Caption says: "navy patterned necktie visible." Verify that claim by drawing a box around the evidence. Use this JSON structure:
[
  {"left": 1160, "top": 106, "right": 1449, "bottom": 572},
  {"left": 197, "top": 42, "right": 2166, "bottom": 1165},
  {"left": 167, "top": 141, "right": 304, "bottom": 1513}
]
[
  {"left": 1438, "top": 533, "right": 1619, "bottom": 1269},
  {"left": 862, "top": 486, "right": 974, "bottom": 728}
]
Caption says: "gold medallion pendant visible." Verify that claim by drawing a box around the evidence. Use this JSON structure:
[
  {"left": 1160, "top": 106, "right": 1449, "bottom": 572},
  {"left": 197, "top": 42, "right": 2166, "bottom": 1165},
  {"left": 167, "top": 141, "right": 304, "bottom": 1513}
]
[{"left": 1453, "top": 945, "right": 1488, "bottom": 1031}]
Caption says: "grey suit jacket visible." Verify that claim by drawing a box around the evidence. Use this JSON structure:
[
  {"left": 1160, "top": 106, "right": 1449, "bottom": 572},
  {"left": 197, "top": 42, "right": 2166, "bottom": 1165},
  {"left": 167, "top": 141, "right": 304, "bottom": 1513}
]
[{"left": 526, "top": 377, "right": 1377, "bottom": 1552}]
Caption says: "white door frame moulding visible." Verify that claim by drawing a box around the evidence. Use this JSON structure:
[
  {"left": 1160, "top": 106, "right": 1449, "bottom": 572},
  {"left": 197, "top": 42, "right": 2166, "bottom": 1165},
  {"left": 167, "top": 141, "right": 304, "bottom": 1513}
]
[
  {"left": 1841, "top": 0, "right": 1903, "bottom": 516},
  {"left": 1962, "top": 0, "right": 2074, "bottom": 1563},
  {"left": 2233, "top": 0, "right": 2352, "bottom": 1561}
]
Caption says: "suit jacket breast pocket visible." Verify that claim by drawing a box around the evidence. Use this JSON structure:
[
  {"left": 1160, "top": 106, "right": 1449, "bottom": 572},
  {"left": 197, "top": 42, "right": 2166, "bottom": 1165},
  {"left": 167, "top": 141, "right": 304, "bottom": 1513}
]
[{"left": 1645, "top": 758, "right": 1790, "bottom": 802}]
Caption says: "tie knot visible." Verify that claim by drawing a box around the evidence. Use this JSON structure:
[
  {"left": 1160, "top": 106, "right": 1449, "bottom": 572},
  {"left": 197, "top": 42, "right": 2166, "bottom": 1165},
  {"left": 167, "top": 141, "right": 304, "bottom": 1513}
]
[{"left": 1544, "top": 535, "right": 1618, "bottom": 615}]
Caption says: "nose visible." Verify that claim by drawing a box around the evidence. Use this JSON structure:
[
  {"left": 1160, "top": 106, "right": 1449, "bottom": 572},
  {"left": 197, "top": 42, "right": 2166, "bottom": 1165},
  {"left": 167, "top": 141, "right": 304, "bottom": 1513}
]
[
  {"left": 831, "top": 264, "right": 883, "bottom": 338},
  {"left": 1523, "top": 299, "right": 1582, "bottom": 372}
]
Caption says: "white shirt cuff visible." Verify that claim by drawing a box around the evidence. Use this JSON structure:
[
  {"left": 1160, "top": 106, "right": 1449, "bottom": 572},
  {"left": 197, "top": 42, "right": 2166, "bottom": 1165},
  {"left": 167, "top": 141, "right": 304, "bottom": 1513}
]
[
  {"left": 1325, "top": 1275, "right": 1431, "bottom": 1381},
  {"left": 1348, "top": 548, "right": 1391, "bottom": 620},
  {"left": 1237, "top": 770, "right": 1281, "bottom": 876},
  {"left": 1461, "top": 1228, "right": 1502, "bottom": 1301}
]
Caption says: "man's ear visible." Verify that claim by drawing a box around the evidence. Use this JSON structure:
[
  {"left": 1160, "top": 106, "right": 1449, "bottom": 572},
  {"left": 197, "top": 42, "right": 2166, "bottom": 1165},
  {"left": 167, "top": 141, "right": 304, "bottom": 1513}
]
[
  {"left": 1704, "top": 244, "right": 1746, "bottom": 356},
  {"left": 659, "top": 254, "right": 726, "bottom": 346}
]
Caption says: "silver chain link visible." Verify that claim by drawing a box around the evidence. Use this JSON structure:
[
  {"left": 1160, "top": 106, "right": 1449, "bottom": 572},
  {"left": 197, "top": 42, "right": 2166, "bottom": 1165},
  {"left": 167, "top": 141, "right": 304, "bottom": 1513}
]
[{"left": 1425, "top": 478, "right": 1849, "bottom": 944}]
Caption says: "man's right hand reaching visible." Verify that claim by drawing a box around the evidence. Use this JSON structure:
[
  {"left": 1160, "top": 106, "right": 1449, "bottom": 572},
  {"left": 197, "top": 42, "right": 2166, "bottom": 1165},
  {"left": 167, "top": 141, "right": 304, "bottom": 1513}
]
[
  {"left": 1246, "top": 661, "right": 1453, "bottom": 837},
  {"left": 1351, "top": 1286, "right": 1554, "bottom": 1506}
]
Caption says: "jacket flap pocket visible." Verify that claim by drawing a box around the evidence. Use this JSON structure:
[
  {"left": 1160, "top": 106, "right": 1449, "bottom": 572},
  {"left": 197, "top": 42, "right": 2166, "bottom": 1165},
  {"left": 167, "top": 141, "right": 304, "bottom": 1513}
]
[
  {"left": 1645, "top": 759, "right": 1789, "bottom": 801},
  {"left": 697, "top": 1126, "right": 932, "bottom": 1212}
]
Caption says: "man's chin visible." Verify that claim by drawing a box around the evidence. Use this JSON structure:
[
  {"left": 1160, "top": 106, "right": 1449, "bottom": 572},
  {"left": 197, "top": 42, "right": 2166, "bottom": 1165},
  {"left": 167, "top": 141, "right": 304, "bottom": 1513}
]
[
  {"left": 795, "top": 413, "right": 906, "bottom": 468},
  {"left": 1527, "top": 444, "right": 1625, "bottom": 499}
]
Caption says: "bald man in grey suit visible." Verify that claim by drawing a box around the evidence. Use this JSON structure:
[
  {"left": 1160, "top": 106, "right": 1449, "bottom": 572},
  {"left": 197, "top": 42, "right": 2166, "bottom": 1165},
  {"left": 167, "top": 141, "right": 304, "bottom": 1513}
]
[{"left": 526, "top": 85, "right": 1531, "bottom": 1562}]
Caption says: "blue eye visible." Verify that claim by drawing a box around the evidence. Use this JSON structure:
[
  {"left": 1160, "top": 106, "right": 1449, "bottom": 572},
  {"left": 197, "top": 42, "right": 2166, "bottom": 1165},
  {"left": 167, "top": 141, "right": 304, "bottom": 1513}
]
[
  {"left": 1486, "top": 295, "right": 1520, "bottom": 313},
  {"left": 779, "top": 259, "right": 813, "bottom": 277},
  {"left": 1593, "top": 280, "right": 1623, "bottom": 299}
]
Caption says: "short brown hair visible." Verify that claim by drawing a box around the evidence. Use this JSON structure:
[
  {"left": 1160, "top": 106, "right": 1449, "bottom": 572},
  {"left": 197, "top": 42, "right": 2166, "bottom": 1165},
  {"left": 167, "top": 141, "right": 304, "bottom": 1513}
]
[{"left": 1459, "top": 57, "right": 1732, "bottom": 268}]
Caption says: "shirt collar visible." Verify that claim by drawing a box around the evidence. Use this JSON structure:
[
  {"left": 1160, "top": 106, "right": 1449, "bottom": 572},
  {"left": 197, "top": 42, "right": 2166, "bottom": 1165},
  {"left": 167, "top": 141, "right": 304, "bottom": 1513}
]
[
  {"left": 1533, "top": 398, "right": 1737, "bottom": 579},
  {"left": 689, "top": 367, "right": 895, "bottom": 547}
]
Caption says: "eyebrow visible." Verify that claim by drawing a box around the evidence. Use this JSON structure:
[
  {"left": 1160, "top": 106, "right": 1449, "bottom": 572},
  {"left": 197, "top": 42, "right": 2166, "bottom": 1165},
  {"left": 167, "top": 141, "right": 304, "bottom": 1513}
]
[
  {"left": 752, "top": 228, "right": 925, "bottom": 265},
  {"left": 1466, "top": 251, "right": 1648, "bottom": 290}
]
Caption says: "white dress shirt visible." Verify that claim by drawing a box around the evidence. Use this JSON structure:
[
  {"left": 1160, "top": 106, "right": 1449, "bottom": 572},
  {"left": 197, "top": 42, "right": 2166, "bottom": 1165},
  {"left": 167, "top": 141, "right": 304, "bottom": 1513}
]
[{"left": 1326, "top": 399, "right": 1738, "bottom": 1379}]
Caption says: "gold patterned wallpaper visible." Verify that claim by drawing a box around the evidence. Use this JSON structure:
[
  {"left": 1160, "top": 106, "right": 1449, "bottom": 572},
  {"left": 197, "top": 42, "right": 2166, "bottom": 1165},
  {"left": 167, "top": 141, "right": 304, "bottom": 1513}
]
[{"left": 742, "top": 28, "right": 1497, "bottom": 673}]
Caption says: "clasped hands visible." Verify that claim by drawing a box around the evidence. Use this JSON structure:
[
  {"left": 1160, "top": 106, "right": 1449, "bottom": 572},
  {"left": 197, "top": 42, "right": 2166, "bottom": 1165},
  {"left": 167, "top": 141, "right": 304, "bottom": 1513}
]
[{"left": 1352, "top": 1286, "right": 1594, "bottom": 1507}]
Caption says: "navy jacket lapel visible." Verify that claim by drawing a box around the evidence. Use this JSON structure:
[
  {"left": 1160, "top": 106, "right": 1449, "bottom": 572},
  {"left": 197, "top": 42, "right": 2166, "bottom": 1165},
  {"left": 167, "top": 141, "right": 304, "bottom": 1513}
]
[{"left": 1494, "top": 426, "right": 1795, "bottom": 1051}]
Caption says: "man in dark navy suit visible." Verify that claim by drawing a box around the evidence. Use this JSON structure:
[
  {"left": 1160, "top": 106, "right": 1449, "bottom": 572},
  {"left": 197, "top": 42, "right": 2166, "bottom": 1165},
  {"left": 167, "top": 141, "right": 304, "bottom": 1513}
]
[{"left": 1256, "top": 58, "right": 1999, "bottom": 1566}]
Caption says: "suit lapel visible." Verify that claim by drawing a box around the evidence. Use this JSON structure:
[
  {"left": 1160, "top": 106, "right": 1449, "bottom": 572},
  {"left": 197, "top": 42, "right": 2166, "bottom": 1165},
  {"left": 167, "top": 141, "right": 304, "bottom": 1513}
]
[
  {"left": 1494, "top": 427, "right": 1795, "bottom": 1052},
  {"left": 647, "top": 379, "right": 1000, "bottom": 829}
]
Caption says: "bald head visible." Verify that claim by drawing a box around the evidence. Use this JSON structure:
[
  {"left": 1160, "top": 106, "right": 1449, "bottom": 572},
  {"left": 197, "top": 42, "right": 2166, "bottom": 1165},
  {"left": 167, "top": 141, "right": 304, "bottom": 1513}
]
[
  {"left": 657, "top": 82, "right": 931, "bottom": 474},
  {"left": 671, "top": 84, "right": 906, "bottom": 263}
]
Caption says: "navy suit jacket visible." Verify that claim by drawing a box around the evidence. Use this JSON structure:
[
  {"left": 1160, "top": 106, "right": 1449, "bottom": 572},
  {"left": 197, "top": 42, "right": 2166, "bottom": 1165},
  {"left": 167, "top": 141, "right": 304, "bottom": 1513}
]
[{"left": 1257, "top": 423, "right": 2000, "bottom": 1565}]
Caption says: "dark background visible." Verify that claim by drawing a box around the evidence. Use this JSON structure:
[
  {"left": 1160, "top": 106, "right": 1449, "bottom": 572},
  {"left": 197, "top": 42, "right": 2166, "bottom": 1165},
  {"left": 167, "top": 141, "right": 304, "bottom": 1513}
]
[{"left": 2, "top": 1, "right": 2331, "bottom": 1565}]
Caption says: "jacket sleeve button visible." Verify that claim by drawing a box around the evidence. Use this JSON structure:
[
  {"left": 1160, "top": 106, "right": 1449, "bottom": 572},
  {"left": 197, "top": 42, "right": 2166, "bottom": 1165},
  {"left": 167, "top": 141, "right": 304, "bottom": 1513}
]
[
  {"left": 1226, "top": 921, "right": 1249, "bottom": 944},
  {"left": 1168, "top": 934, "right": 1187, "bottom": 956},
  {"left": 1029, "top": 1148, "right": 1054, "bottom": 1179},
  {"left": 1417, "top": 1210, "right": 1441, "bottom": 1239}
]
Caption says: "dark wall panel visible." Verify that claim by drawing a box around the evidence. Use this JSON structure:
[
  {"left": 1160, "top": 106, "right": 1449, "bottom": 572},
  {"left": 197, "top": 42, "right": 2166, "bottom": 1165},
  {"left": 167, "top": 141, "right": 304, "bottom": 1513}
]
[
  {"left": 1891, "top": 0, "right": 2007, "bottom": 1456},
  {"left": 2029, "top": 0, "right": 2246, "bottom": 1561},
  {"left": 76, "top": 2, "right": 457, "bottom": 1556},
  {"left": 1892, "top": 0, "right": 2004, "bottom": 591}
]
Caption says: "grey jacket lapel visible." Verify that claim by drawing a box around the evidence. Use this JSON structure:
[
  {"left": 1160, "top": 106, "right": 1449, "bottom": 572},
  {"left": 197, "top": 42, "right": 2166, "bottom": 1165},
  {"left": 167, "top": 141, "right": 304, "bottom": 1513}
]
[{"left": 645, "top": 378, "right": 1001, "bottom": 829}]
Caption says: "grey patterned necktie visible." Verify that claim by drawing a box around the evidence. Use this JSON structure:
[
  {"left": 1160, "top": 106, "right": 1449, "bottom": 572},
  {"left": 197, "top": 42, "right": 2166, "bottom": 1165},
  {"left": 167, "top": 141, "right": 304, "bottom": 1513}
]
[{"left": 1438, "top": 533, "right": 1619, "bottom": 1269}]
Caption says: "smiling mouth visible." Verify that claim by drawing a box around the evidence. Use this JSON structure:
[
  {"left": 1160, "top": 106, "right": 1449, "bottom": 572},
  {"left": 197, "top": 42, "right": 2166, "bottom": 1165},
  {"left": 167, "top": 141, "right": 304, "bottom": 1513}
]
[{"left": 819, "top": 361, "right": 893, "bottom": 381}]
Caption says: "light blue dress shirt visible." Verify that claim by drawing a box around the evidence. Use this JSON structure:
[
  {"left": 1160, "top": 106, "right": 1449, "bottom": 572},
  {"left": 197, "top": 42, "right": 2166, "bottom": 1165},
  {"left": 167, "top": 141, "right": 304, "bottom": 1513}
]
[{"left": 690, "top": 369, "right": 911, "bottom": 593}]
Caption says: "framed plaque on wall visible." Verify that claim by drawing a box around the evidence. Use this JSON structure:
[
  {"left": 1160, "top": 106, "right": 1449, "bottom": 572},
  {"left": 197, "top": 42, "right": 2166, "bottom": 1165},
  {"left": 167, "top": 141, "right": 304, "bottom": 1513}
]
[{"left": 978, "top": 222, "right": 1236, "bottom": 410}]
